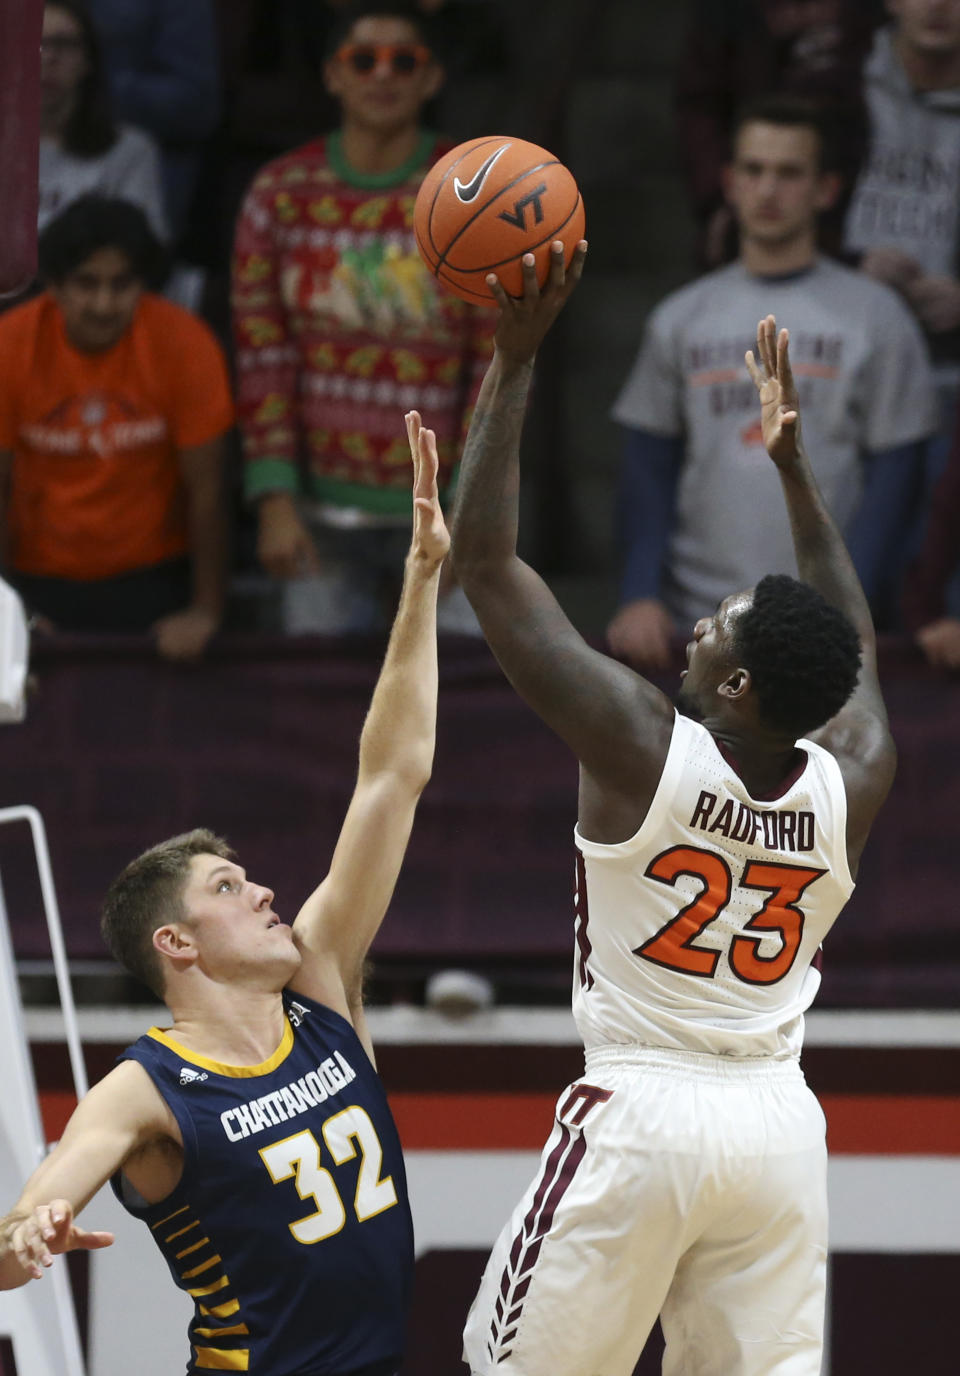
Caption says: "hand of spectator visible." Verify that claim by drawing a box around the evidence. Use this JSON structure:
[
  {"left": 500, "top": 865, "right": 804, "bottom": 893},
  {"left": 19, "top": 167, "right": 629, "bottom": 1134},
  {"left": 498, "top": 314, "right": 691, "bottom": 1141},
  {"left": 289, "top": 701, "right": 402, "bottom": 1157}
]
[
  {"left": 860, "top": 247, "right": 923, "bottom": 291},
  {"left": 606, "top": 598, "right": 676, "bottom": 671},
  {"left": 916, "top": 617, "right": 960, "bottom": 670},
  {"left": 257, "top": 494, "right": 320, "bottom": 580},
  {"left": 902, "top": 275, "right": 960, "bottom": 334},
  {"left": 153, "top": 607, "right": 219, "bottom": 662}
]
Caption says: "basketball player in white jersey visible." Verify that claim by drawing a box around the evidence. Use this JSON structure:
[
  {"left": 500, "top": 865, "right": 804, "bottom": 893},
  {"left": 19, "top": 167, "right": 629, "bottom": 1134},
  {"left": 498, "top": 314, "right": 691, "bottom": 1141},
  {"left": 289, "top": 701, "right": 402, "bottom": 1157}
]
[{"left": 451, "top": 244, "right": 896, "bottom": 1376}]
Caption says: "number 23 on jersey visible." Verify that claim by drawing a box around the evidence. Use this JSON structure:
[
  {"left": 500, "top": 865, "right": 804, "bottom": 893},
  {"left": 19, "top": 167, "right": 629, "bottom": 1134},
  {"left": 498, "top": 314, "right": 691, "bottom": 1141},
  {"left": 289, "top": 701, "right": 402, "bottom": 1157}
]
[{"left": 635, "top": 844, "right": 825, "bottom": 986}]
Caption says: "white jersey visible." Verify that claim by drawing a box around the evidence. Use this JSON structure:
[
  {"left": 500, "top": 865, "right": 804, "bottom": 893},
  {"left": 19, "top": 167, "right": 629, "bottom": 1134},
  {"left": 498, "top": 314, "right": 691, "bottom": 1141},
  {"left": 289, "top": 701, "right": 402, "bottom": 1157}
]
[{"left": 573, "top": 712, "right": 853, "bottom": 1060}]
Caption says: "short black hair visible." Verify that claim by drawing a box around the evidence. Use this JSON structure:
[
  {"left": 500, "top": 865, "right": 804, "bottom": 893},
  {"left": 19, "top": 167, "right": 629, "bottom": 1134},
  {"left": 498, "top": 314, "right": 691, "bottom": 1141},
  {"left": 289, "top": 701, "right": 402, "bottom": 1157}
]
[
  {"left": 324, "top": 0, "right": 442, "bottom": 61},
  {"left": 38, "top": 196, "right": 166, "bottom": 285},
  {"left": 733, "top": 574, "right": 862, "bottom": 738},
  {"left": 732, "top": 94, "right": 840, "bottom": 174},
  {"left": 46, "top": 0, "right": 117, "bottom": 157}
]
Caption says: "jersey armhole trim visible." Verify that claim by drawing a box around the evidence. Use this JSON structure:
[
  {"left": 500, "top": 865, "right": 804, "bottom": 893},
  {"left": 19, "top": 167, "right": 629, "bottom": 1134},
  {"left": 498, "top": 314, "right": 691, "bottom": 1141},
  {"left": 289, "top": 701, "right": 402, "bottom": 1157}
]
[
  {"left": 575, "top": 710, "right": 692, "bottom": 858},
  {"left": 798, "top": 735, "right": 855, "bottom": 895}
]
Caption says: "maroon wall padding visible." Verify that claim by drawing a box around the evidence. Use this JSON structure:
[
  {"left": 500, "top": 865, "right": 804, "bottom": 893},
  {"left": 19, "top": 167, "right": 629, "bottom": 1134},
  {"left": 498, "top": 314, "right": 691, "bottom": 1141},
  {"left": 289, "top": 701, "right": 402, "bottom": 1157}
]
[
  {"left": 0, "top": 0, "right": 42, "bottom": 293},
  {"left": 0, "top": 634, "right": 958, "bottom": 1007}
]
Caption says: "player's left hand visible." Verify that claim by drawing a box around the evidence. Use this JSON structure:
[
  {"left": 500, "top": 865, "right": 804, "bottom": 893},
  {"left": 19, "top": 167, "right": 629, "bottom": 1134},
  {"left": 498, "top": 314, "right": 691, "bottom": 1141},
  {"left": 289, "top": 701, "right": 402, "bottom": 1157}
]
[
  {"left": 745, "top": 314, "right": 802, "bottom": 471},
  {"left": 153, "top": 606, "right": 219, "bottom": 662},
  {"left": 405, "top": 411, "right": 450, "bottom": 570},
  {"left": 487, "top": 240, "right": 588, "bottom": 365}
]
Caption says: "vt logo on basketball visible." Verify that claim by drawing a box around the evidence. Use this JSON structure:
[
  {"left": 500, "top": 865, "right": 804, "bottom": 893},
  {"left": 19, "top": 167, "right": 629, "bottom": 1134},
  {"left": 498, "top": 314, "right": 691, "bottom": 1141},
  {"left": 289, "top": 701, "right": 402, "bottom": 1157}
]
[
  {"left": 453, "top": 143, "right": 511, "bottom": 204},
  {"left": 498, "top": 183, "right": 548, "bottom": 231}
]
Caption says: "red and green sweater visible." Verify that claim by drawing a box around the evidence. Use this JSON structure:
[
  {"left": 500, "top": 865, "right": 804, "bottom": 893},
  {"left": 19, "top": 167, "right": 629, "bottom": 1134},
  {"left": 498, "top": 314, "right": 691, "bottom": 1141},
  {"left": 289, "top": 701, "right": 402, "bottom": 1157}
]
[{"left": 232, "top": 130, "right": 496, "bottom": 514}]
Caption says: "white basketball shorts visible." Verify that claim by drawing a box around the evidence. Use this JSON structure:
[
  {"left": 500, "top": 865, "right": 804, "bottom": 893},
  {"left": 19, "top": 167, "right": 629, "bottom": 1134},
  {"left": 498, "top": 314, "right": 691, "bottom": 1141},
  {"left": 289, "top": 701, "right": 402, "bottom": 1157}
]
[{"left": 463, "top": 1045, "right": 827, "bottom": 1376}]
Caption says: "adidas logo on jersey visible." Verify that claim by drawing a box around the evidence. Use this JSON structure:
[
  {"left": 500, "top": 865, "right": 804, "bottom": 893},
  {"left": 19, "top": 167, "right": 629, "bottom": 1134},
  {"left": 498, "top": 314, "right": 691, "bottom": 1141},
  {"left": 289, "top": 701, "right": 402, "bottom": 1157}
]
[
  {"left": 287, "top": 1001, "right": 310, "bottom": 1027},
  {"left": 179, "top": 1067, "right": 209, "bottom": 1085}
]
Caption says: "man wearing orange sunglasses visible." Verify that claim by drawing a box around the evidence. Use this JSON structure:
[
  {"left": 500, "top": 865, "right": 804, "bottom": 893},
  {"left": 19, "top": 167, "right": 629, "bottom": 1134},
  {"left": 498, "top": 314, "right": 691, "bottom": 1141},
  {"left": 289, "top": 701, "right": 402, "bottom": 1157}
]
[{"left": 233, "top": 0, "right": 495, "bottom": 637}]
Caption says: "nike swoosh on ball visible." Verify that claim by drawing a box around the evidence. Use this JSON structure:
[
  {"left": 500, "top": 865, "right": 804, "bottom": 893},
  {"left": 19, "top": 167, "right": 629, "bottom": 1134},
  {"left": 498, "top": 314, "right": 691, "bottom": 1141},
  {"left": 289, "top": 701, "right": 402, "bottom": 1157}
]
[{"left": 454, "top": 143, "right": 511, "bottom": 203}]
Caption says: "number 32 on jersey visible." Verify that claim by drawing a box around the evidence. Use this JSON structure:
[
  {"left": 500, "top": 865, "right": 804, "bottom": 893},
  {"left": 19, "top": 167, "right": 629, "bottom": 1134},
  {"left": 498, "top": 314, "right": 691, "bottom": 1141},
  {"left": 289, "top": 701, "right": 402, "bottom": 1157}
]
[
  {"left": 260, "top": 1105, "right": 397, "bottom": 1244},
  {"left": 635, "top": 844, "right": 825, "bottom": 986}
]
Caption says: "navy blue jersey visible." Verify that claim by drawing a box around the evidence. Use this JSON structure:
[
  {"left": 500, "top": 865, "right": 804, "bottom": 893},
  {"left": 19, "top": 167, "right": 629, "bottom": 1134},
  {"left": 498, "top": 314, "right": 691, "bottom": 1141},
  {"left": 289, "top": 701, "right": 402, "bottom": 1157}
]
[{"left": 111, "top": 992, "right": 413, "bottom": 1376}]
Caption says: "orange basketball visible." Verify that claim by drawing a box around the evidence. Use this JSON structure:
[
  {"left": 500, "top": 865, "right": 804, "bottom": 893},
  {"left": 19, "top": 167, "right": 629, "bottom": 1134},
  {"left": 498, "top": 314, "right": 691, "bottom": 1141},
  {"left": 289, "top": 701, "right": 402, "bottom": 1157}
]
[{"left": 414, "top": 136, "right": 586, "bottom": 304}]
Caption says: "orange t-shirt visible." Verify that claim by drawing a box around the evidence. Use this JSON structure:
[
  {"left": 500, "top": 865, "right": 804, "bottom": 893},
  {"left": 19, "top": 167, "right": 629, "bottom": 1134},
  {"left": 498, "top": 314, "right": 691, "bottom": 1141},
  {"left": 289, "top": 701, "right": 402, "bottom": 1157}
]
[{"left": 0, "top": 293, "right": 234, "bottom": 580}]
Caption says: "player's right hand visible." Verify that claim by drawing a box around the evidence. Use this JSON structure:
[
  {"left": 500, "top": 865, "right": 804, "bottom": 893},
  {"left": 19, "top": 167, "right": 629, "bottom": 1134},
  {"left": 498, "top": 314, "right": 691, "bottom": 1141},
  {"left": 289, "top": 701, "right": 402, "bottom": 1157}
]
[
  {"left": 257, "top": 493, "right": 320, "bottom": 580},
  {"left": 8, "top": 1200, "right": 114, "bottom": 1281},
  {"left": 606, "top": 598, "right": 675, "bottom": 671},
  {"left": 745, "top": 315, "right": 802, "bottom": 471},
  {"left": 486, "top": 239, "right": 588, "bottom": 365}
]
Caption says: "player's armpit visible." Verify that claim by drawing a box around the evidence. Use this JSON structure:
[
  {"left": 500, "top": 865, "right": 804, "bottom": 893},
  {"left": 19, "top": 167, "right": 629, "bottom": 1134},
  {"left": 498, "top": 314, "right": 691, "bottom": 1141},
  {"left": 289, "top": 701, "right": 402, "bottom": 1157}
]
[
  {"left": 0, "top": 1060, "right": 177, "bottom": 1288},
  {"left": 808, "top": 696, "right": 896, "bottom": 876}
]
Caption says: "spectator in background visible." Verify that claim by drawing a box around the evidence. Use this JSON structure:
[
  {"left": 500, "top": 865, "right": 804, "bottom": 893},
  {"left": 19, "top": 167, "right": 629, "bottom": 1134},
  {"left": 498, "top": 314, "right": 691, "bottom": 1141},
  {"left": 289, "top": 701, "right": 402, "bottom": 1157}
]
[
  {"left": 904, "top": 424, "right": 960, "bottom": 668},
  {"left": 608, "top": 97, "right": 936, "bottom": 671},
  {"left": 232, "top": 0, "right": 494, "bottom": 635},
  {"left": 844, "top": 0, "right": 960, "bottom": 527},
  {"left": 39, "top": 0, "right": 167, "bottom": 242},
  {"left": 677, "top": 0, "right": 883, "bottom": 265},
  {"left": 85, "top": 0, "right": 221, "bottom": 244},
  {"left": 0, "top": 198, "right": 233, "bottom": 662}
]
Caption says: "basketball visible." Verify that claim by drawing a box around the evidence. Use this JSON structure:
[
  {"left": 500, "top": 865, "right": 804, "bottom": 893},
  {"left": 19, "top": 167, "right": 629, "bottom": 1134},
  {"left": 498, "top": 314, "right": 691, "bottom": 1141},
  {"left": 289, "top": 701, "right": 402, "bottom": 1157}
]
[{"left": 414, "top": 136, "right": 585, "bottom": 305}]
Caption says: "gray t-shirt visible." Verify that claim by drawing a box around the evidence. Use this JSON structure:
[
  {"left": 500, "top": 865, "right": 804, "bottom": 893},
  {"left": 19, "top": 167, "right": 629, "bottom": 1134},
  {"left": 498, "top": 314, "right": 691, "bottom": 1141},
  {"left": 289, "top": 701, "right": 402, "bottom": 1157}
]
[
  {"left": 612, "top": 258, "right": 937, "bottom": 625},
  {"left": 844, "top": 26, "right": 960, "bottom": 277},
  {"left": 38, "top": 125, "right": 168, "bottom": 242}
]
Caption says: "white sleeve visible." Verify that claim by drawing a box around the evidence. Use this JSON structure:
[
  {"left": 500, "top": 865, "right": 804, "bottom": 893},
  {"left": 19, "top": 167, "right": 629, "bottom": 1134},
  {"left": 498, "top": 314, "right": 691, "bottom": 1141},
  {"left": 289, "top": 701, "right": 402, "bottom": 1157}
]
[
  {"left": 611, "top": 301, "right": 685, "bottom": 437},
  {"left": 858, "top": 284, "right": 938, "bottom": 452}
]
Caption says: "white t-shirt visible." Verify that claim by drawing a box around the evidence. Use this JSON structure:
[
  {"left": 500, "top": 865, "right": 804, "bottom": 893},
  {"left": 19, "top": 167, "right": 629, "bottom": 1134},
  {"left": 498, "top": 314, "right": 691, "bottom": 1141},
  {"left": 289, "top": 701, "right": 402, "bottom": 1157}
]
[
  {"left": 612, "top": 257, "right": 937, "bottom": 624},
  {"left": 573, "top": 712, "right": 854, "bottom": 1060},
  {"left": 844, "top": 25, "right": 960, "bottom": 278},
  {"left": 38, "top": 125, "right": 168, "bottom": 242}
]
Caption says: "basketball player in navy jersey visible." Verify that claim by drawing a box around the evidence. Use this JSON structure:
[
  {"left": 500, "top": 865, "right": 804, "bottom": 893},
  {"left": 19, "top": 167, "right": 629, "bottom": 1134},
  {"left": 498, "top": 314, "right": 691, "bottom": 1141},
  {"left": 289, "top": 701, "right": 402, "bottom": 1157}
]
[
  {"left": 0, "top": 412, "right": 447, "bottom": 1376},
  {"left": 452, "top": 246, "right": 895, "bottom": 1376}
]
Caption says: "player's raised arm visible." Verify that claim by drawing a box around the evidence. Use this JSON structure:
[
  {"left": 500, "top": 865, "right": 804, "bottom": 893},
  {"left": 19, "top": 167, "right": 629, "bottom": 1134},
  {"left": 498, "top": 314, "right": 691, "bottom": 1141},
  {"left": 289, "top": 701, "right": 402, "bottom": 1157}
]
[
  {"left": 287, "top": 414, "right": 446, "bottom": 1040},
  {"left": 451, "top": 242, "right": 675, "bottom": 783},
  {"left": 0, "top": 1060, "right": 174, "bottom": 1289},
  {"left": 746, "top": 315, "right": 896, "bottom": 859}
]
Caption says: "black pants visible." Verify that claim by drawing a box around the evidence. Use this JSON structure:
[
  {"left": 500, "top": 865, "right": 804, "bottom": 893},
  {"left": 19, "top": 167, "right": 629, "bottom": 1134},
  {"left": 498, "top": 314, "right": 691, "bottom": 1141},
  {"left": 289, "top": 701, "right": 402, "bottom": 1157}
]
[{"left": 9, "top": 558, "right": 191, "bottom": 633}]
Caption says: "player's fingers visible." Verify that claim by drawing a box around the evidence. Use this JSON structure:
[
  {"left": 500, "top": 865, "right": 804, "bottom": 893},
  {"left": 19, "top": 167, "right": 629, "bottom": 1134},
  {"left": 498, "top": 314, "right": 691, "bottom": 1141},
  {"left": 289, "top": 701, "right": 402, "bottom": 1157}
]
[
  {"left": 485, "top": 273, "right": 511, "bottom": 311},
  {"left": 418, "top": 427, "right": 440, "bottom": 492},
  {"left": 72, "top": 1228, "right": 115, "bottom": 1252},
  {"left": 744, "top": 349, "right": 763, "bottom": 389},
  {"left": 566, "top": 240, "right": 588, "bottom": 285},
  {"left": 406, "top": 411, "right": 422, "bottom": 485},
  {"left": 781, "top": 411, "right": 798, "bottom": 428},
  {"left": 546, "top": 240, "right": 566, "bottom": 292},
  {"left": 758, "top": 315, "right": 775, "bottom": 377},
  {"left": 520, "top": 252, "right": 539, "bottom": 301},
  {"left": 777, "top": 328, "right": 795, "bottom": 390}
]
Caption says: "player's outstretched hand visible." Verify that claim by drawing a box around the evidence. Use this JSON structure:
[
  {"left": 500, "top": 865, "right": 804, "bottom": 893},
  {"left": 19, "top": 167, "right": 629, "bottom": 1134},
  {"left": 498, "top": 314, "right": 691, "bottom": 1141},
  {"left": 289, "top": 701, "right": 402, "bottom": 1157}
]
[
  {"left": 6, "top": 1200, "right": 114, "bottom": 1283},
  {"left": 405, "top": 411, "right": 450, "bottom": 570},
  {"left": 487, "top": 240, "right": 588, "bottom": 365},
  {"left": 745, "top": 314, "right": 802, "bottom": 470}
]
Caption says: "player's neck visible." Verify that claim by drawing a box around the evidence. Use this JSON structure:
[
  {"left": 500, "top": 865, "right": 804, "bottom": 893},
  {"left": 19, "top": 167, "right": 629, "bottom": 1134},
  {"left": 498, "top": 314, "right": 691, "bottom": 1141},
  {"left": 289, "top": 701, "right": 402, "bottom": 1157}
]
[
  {"left": 896, "top": 33, "right": 960, "bottom": 91},
  {"left": 166, "top": 988, "right": 288, "bottom": 1067},
  {"left": 337, "top": 120, "right": 424, "bottom": 175},
  {"left": 739, "top": 234, "right": 816, "bottom": 278},
  {"left": 708, "top": 723, "right": 803, "bottom": 798}
]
